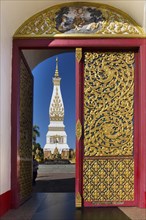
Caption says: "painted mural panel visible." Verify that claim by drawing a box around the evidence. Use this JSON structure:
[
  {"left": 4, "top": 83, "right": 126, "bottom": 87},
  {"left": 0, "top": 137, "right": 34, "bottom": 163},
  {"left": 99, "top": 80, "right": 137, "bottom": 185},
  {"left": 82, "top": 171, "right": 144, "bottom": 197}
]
[{"left": 55, "top": 6, "right": 104, "bottom": 33}]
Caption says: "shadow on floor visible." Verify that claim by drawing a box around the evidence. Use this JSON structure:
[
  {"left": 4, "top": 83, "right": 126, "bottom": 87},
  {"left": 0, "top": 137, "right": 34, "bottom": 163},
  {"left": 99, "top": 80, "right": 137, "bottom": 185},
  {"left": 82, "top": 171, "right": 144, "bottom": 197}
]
[
  {"left": 31, "top": 193, "right": 131, "bottom": 220},
  {"left": 33, "top": 178, "right": 75, "bottom": 192},
  {"left": 78, "top": 207, "right": 131, "bottom": 220},
  {"left": 1, "top": 193, "right": 131, "bottom": 220}
]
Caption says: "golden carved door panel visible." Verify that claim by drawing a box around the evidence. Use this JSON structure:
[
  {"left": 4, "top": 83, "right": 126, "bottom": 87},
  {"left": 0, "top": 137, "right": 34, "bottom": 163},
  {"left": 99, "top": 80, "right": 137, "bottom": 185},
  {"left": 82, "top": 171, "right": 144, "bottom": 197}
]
[
  {"left": 19, "top": 57, "right": 33, "bottom": 204},
  {"left": 83, "top": 51, "right": 135, "bottom": 206}
]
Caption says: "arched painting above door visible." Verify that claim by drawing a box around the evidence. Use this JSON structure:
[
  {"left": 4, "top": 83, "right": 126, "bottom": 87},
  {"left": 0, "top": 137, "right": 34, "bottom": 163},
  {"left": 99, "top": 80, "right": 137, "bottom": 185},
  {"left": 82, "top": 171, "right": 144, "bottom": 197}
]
[{"left": 14, "top": 2, "right": 145, "bottom": 38}]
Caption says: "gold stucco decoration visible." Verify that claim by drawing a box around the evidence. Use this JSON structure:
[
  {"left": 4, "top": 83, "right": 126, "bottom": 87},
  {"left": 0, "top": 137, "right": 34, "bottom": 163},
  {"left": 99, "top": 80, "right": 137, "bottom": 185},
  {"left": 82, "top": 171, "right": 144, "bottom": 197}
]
[
  {"left": 14, "top": 2, "right": 145, "bottom": 38},
  {"left": 76, "top": 119, "right": 82, "bottom": 141},
  {"left": 76, "top": 192, "right": 82, "bottom": 207},
  {"left": 76, "top": 48, "right": 82, "bottom": 62},
  {"left": 83, "top": 158, "right": 134, "bottom": 203},
  {"left": 83, "top": 51, "right": 135, "bottom": 204},
  {"left": 84, "top": 51, "right": 134, "bottom": 157},
  {"left": 50, "top": 87, "right": 64, "bottom": 121},
  {"left": 19, "top": 58, "right": 33, "bottom": 202}
]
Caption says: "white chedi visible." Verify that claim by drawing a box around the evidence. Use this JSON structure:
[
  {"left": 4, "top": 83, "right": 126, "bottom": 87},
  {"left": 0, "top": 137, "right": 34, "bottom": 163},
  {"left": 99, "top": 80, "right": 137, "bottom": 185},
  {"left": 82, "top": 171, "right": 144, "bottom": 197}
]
[{"left": 44, "top": 58, "right": 69, "bottom": 155}]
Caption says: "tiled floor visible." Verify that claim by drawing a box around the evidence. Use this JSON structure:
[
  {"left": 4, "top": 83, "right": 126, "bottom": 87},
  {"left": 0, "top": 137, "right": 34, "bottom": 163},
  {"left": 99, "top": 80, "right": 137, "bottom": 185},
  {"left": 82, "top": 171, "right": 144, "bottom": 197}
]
[
  {"left": 1, "top": 193, "right": 44, "bottom": 220},
  {"left": 1, "top": 165, "right": 146, "bottom": 220},
  {"left": 1, "top": 193, "right": 134, "bottom": 220},
  {"left": 119, "top": 207, "right": 146, "bottom": 220}
]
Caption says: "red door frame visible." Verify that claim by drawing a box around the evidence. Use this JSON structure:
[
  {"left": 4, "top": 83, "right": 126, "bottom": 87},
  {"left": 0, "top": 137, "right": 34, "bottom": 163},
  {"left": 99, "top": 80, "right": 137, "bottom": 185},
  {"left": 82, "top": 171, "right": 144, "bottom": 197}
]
[{"left": 12, "top": 38, "right": 146, "bottom": 208}]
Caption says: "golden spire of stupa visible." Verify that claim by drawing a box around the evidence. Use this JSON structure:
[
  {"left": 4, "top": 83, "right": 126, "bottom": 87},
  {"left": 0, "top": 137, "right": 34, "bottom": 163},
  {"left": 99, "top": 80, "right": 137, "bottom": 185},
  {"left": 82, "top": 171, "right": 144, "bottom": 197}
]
[{"left": 54, "top": 57, "right": 59, "bottom": 77}]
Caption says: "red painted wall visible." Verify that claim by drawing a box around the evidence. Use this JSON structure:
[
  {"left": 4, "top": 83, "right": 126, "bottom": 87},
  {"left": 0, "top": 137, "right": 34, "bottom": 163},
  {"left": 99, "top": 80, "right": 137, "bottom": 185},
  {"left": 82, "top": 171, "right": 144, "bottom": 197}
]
[{"left": 0, "top": 191, "right": 11, "bottom": 217}]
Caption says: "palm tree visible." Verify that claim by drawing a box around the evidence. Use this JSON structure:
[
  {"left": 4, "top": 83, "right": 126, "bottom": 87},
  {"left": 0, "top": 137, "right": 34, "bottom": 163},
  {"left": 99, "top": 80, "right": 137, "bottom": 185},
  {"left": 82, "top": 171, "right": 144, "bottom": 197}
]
[{"left": 32, "top": 125, "right": 40, "bottom": 145}]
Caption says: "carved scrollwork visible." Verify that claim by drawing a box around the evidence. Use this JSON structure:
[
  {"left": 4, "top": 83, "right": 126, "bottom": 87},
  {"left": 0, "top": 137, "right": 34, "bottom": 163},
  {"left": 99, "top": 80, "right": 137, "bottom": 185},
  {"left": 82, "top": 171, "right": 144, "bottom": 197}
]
[
  {"left": 14, "top": 3, "right": 144, "bottom": 38},
  {"left": 84, "top": 51, "right": 134, "bottom": 156}
]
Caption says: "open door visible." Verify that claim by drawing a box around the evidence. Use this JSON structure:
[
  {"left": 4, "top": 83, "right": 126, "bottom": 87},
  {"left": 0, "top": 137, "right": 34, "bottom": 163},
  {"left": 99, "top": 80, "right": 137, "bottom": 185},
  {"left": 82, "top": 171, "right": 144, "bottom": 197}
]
[
  {"left": 11, "top": 52, "right": 33, "bottom": 207},
  {"left": 19, "top": 54, "right": 33, "bottom": 204},
  {"left": 76, "top": 48, "right": 137, "bottom": 207}
]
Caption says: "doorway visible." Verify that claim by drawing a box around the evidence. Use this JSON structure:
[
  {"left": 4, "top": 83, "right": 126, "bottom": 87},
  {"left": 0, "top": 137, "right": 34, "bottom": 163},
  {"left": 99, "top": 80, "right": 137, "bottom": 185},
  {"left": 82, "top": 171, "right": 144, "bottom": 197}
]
[
  {"left": 31, "top": 51, "right": 76, "bottom": 194},
  {"left": 12, "top": 38, "right": 146, "bottom": 208},
  {"left": 12, "top": 48, "right": 76, "bottom": 206}
]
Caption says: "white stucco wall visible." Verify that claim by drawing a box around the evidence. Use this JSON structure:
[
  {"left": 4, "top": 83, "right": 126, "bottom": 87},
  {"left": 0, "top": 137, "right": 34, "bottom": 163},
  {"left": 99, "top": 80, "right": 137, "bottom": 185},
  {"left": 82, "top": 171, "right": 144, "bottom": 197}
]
[
  {"left": 144, "top": 0, "right": 146, "bottom": 32},
  {"left": 0, "top": 0, "right": 146, "bottom": 195}
]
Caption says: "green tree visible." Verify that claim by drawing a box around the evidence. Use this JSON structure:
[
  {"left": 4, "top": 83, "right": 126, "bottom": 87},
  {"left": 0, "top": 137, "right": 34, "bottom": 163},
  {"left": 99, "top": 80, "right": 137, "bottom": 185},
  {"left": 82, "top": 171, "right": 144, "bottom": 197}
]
[{"left": 32, "top": 125, "right": 40, "bottom": 145}]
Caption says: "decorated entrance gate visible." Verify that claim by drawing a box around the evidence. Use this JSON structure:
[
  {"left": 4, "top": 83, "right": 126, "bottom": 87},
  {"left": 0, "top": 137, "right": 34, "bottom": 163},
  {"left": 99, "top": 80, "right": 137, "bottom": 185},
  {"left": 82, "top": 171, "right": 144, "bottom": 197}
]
[
  {"left": 82, "top": 50, "right": 136, "bottom": 206},
  {"left": 12, "top": 2, "right": 146, "bottom": 209}
]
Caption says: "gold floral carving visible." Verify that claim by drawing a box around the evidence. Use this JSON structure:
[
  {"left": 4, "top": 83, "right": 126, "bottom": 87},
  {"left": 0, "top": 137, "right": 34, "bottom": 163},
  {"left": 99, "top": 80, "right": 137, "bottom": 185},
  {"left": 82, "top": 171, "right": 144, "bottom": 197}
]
[
  {"left": 83, "top": 159, "right": 134, "bottom": 203},
  {"left": 76, "top": 48, "right": 82, "bottom": 62},
  {"left": 14, "top": 2, "right": 145, "bottom": 38},
  {"left": 20, "top": 58, "right": 33, "bottom": 202},
  {"left": 76, "top": 119, "right": 82, "bottom": 141},
  {"left": 50, "top": 88, "right": 64, "bottom": 121},
  {"left": 20, "top": 59, "right": 33, "bottom": 159},
  {"left": 76, "top": 192, "right": 82, "bottom": 207},
  {"left": 84, "top": 51, "right": 134, "bottom": 156}
]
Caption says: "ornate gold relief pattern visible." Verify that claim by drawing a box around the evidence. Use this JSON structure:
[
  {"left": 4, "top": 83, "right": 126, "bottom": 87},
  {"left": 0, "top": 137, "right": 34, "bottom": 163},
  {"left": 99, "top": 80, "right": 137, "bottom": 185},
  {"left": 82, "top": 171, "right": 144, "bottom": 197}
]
[
  {"left": 19, "top": 160, "right": 32, "bottom": 203},
  {"left": 20, "top": 59, "right": 33, "bottom": 159},
  {"left": 76, "top": 119, "right": 82, "bottom": 141},
  {"left": 50, "top": 87, "right": 64, "bottom": 121},
  {"left": 14, "top": 3, "right": 144, "bottom": 38},
  {"left": 20, "top": 59, "right": 33, "bottom": 203},
  {"left": 76, "top": 192, "right": 82, "bottom": 207},
  {"left": 83, "top": 159, "right": 134, "bottom": 203},
  {"left": 84, "top": 51, "right": 134, "bottom": 156},
  {"left": 15, "top": 8, "right": 58, "bottom": 37},
  {"left": 76, "top": 48, "right": 82, "bottom": 62}
]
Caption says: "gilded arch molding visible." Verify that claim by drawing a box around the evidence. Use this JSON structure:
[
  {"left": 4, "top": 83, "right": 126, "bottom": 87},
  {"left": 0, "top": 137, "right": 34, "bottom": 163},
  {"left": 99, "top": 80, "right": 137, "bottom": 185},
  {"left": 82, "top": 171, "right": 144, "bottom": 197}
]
[{"left": 14, "top": 2, "right": 145, "bottom": 38}]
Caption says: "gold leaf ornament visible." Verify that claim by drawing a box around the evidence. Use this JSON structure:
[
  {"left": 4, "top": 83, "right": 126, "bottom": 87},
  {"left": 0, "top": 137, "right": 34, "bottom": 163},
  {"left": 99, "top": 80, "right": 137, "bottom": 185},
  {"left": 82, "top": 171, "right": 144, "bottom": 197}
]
[
  {"left": 76, "top": 48, "right": 82, "bottom": 63},
  {"left": 76, "top": 119, "right": 82, "bottom": 141},
  {"left": 76, "top": 192, "right": 82, "bottom": 207}
]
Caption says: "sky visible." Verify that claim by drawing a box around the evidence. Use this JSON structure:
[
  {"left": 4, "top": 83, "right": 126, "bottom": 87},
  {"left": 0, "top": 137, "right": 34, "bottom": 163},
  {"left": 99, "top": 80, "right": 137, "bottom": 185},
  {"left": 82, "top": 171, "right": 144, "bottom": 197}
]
[{"left": 32, "top": 52, "right": 75, "bottom": 149}]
